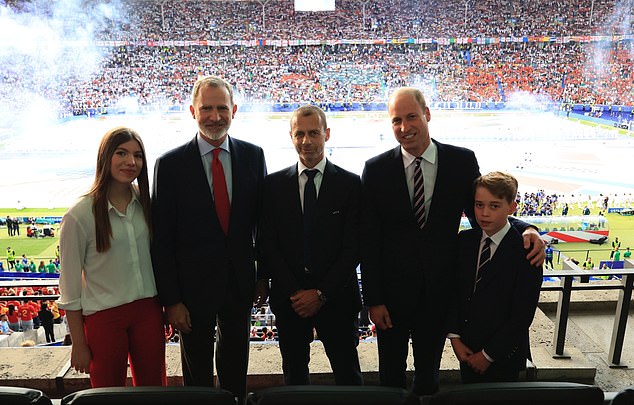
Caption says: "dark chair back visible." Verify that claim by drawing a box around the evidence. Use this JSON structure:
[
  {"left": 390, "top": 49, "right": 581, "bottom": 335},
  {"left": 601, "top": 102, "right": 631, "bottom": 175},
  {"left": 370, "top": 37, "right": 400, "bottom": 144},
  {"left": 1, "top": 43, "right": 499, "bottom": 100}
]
[
  {"left": 0, "top": 386, "right": 53, "bottom": 405},
  {"left": 61, "top": 386, "right": 237, "bottom": 405},
  {"left": 429, "top": 382, "right": 604, "bottom": 405},
  {"left": 247, "top": 385, "right": 420, "bottom": 405},
  {"left": 611, "top": 385, "right": 634, "bottom": 405}
]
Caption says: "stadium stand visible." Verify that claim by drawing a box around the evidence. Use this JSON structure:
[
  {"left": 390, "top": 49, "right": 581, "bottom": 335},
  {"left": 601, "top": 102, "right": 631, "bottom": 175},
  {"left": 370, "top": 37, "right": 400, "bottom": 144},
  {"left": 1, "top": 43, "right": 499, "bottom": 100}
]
[{"left": 1, "top": 0, "right": 633, "bottom": 119}]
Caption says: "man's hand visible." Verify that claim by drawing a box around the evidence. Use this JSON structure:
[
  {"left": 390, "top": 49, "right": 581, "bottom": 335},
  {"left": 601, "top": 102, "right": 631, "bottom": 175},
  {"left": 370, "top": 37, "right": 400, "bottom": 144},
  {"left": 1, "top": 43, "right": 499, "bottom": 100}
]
[
  {"left": 166, "top": 302, "right": 192, "bottom": 334},
  {"left": 449, "top": 337, "right": 474, "bottom": 362},
  {"left": 369, "top": 304, "right": 393, "bottom": 330},
  {"left": 253, "top": 279, "right": 270, "bottom": 308},
  {"left": 467, "top": 351, "right": 491, "bottom": 374},
  {"left": 523, "top": 227, "right": 545, "bottom": 267},
  {"left": 290, "top": 289, "right": 322, "bottom": 318}
]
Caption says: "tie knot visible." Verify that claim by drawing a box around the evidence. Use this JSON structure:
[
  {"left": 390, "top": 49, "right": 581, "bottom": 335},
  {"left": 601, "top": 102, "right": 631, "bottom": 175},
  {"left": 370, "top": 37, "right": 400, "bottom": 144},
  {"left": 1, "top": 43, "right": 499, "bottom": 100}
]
[
  {"left": 483, "top": 237, "right": 492, "bottom": 247},
  {"left": 415, "top": 157, "right": 423, "bottom": 167},
  {"left": 212, "top": 148, "right": 222, "bottom": 158},
  {"left": 304, "top": 169, "right": 318, "bottom": 180}
]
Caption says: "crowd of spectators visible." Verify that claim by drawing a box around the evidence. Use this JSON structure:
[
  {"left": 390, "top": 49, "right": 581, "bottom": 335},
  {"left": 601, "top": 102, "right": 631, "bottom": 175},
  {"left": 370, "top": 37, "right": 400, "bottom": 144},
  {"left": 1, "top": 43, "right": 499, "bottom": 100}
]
[
  {"left": 2, "top": 0, "right": 633, "bottom": 118},
  {"left": 512, "top": 191, "right": 634, "bottom": 217},
  {"left": 35, "top": 41, "right": 634, "bottom": 117},
  {"left": 95, "top": 0, "right": 634, "bottom": 41},
  {"left": 516, "top": 190, "right": 558, "bottom": 216}
]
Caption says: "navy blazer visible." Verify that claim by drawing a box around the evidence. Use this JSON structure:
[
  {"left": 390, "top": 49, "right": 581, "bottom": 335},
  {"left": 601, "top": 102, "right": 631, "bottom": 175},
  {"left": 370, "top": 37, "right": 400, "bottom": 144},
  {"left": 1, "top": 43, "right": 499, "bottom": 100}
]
[
  {"left": 449, "top": 227, "right": 543, "bottom": 371},
  {"left": 360, "top": 140, "right": 479, "bottom": 324},
  {"left": 151, "top": 135, "right": 267, "bottom": 315},
  {"left": 258, "top": 160, "right": 362, "bottom": 314}
]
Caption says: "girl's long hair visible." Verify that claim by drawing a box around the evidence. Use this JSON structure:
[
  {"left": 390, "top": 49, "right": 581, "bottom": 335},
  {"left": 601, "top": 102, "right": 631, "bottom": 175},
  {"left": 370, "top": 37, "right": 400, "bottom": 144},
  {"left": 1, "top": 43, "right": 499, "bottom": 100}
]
[{"left": 87, "top": 127, "right": 152, "bottom": 252}]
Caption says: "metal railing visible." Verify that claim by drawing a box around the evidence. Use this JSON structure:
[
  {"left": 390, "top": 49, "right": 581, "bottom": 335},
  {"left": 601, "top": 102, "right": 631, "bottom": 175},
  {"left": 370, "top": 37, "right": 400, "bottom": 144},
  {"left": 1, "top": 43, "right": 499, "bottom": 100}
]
[
  {"left": 3, "top": 262, "right": 633, "bottom": 368},
  {"left": 542, "top": 259, "right": 634, "bottom": 367}
]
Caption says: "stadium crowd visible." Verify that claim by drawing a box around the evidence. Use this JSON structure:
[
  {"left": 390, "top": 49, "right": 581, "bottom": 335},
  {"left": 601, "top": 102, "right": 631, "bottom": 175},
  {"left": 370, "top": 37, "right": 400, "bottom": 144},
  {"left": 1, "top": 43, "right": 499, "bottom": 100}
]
[
  {"left": 45, "top": 41, "right": 634, "bottom": 117},
  {"left": 93, "top": 0, "right": 634, "bottom": 41},
  {"left": 2, "top": 0, "right": 634, "bottom": 118}
]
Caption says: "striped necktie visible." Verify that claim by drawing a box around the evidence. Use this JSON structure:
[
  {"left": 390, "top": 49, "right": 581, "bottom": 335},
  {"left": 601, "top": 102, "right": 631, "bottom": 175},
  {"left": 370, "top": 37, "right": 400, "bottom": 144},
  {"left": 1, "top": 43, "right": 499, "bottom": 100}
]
[
  {"left": 413, "top": 157, "right": 425, "bottom": 229},
  {"left": 475, "top": 237, "right": 492, "bottom": 287}
]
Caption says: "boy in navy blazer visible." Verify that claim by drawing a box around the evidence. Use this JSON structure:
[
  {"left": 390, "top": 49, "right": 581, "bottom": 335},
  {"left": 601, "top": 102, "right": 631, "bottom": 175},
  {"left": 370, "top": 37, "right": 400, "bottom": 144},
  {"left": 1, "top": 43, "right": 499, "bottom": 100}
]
[{"left": 448, "top": 171, "right": 543, "bottom": 383}]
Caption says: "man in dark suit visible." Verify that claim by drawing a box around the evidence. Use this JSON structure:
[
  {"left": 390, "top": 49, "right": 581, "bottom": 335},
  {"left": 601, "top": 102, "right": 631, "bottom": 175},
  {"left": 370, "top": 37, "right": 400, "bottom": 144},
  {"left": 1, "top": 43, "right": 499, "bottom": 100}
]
[
  {"left": 448, "top": 171, "right": 543, "bottom": 383},
  {"left": 152, "top": 75, "right": 267, "bottom": 404},
  {"left": 360, "top": 87, "right": 545, "bottom": 395},
  {"left": 258, "top": 105, "right": 363, "bottom": 385}
]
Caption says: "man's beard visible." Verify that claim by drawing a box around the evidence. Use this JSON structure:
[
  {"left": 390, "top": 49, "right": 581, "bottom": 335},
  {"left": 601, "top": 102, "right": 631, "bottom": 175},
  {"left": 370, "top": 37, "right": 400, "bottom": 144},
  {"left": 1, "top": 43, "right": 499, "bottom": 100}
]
[{"left": 201, "top": 124, "right": 229, "bottom": 141}]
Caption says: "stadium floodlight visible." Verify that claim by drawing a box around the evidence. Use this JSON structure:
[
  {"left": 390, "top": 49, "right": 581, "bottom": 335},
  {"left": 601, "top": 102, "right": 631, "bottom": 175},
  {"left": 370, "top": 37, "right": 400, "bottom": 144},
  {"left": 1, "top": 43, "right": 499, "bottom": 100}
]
[{"left": 294, "top": 0, "right": 335, "bottom": 12}]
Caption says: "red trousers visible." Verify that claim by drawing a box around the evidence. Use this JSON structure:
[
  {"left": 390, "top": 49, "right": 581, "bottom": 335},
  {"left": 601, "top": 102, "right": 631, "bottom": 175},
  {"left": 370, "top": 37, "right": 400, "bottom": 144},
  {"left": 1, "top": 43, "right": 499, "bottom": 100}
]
[{"left": 83, "top": 297, "right": 166, "bottom": 387}]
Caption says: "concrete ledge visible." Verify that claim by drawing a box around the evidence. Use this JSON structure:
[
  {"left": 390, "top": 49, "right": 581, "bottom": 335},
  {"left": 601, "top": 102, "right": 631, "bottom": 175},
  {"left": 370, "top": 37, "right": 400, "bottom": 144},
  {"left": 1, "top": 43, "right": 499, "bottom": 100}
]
[
  {"left": 0, "top": 338, "right": 597, "bottom": 399},
  {"left": 0, "top": 304, "right": 605, "bottom": 399}
]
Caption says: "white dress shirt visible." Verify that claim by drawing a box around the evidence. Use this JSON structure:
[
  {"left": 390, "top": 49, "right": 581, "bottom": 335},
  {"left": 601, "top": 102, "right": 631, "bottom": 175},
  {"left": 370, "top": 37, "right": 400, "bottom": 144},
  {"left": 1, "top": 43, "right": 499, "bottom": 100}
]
[
  {"left": 198, "top": 134, "right": 233, "bottom": 203},
  {"left": 297, "top": 157, "right": 326, "bottom": 213},
  {"left": 57, "top": 192, "right": 157, "bottom": 315}
]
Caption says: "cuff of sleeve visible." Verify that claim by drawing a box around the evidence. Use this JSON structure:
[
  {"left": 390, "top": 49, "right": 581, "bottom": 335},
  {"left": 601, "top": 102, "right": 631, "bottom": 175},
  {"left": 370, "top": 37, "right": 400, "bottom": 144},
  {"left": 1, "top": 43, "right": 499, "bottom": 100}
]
[{"left": 482, "top": 349, "right": 494, "bottom": 362}]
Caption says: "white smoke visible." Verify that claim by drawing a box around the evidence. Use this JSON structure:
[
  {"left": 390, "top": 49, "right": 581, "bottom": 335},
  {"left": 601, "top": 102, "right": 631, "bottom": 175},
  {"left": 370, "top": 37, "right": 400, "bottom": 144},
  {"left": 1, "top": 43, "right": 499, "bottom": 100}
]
[{"left": 0, "top": 0, "right": 123, "bottom": 131}]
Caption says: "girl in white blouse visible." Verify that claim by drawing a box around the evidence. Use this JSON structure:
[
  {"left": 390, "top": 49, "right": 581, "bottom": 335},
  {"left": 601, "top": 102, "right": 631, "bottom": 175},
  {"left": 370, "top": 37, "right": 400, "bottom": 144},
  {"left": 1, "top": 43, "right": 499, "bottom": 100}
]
[{"left": 58, "top": 127, "right": 166, "bottom": 387}]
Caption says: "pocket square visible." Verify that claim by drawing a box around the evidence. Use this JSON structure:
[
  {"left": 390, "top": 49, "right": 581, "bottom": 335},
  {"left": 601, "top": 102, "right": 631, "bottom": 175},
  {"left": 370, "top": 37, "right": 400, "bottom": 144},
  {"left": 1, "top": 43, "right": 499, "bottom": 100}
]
[{"left": 331, "top": 210, "right": 341, "bottom": 215}]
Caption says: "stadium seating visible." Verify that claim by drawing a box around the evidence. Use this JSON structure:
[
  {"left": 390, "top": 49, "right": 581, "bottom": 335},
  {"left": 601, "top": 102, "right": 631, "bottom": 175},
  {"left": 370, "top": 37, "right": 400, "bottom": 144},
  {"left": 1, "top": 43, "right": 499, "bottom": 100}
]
[
  {"left": 60, "top": 386, "right": 237, "bottom": 405},
  {"left": 246, "top": 385, "right": 420, "bottom": 405},
  {"left": 0, "top": 386, "right": 53, "bottom": 405},
  {"left": 428, "top": 381, "right": 604, "bottom": 405}
]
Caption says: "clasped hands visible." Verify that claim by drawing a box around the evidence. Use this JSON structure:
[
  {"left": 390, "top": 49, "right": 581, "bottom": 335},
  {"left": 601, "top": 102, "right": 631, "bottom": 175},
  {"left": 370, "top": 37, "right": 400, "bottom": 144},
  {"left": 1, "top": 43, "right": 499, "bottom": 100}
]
[
  {"left": 450, "top": 337, "right": 491, "bottom": 374},
  {"left": 290, "top": 289, "right": 323, "bottom": 318}
]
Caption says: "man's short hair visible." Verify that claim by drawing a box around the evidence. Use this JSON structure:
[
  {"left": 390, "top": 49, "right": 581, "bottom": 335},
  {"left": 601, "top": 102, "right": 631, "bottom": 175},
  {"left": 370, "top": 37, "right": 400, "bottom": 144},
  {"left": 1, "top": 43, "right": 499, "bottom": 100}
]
[
  {"left": 474, "top": 171, "right": 518, "bottom": 203},
  {"left": 390, "top": 87, "right": 427, "bottom": 110},
  {"left": 290, "top": 105, "right": 328, "bottom": 131},
  {"left": 191, "top": 75, "right": 234, "bottom": 106}
]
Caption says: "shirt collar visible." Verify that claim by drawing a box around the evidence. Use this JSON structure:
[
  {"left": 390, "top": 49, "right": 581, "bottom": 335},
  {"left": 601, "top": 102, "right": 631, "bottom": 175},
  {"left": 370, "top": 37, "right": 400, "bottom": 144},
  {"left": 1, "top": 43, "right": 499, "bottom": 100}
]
[
  {"left": 401, "top": 140, "right": 437, "bottom": 168},
  {"left": 197, "top": 134, "right": 231, "bottom": 157},
  {"left": 107, "top": 187, "right": 140, "bottom": 213},
  {"left": 298, "top": 157, "right": 327, "bottom": 176},
  {"left": 482, "top": 220, "right": 511, "bottom": 246}
]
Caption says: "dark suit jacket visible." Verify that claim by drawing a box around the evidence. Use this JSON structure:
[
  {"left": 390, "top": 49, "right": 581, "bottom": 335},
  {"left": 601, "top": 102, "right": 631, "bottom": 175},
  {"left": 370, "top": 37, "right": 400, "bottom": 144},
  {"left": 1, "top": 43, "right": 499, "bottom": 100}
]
[
  {"left": 360, "top": 140, "right": 479, "bottom": 325},
  {"left": 151, "top": 135, "right": 267, "bottom": 314},
  {"left": 448, "top": 227, "right": 543, "bottom": 372},
  {"left": 258, "top": 160, "right": 362, "bottom": 315}
]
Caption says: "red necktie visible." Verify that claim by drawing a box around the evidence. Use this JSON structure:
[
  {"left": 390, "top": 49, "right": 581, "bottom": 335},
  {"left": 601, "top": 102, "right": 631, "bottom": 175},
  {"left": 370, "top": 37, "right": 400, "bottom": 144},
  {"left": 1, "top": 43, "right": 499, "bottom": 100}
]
[{"left": 212, "top": 148, "right": 230, "bottom": 235}]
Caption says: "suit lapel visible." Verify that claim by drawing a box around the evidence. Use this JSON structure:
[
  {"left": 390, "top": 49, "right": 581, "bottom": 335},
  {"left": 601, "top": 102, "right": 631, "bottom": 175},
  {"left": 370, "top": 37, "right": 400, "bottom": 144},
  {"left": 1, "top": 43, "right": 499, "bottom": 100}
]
[
  {"left": 228, "top": 137, "right": 241, "bottom": 228},
  {"left": 385, "top": 147, "right": 414, "bottom": 219},
  {"left": 183, "top": 136, "right": 218, "bottom": 229},
  {"left": 476, "top": 227, "right": 522, "bottom": 290},
  {"left": 286, "top": 164, "right": 303, "bottom": 217},
  {"left": 315, "top": 160, "right": 337, "bottom": 214},
  {"left": 426, "top": 139, "right": 444, "bottom": 230},
  {"left": 184, "top": 136, "right": 213, "bottom": 205}
]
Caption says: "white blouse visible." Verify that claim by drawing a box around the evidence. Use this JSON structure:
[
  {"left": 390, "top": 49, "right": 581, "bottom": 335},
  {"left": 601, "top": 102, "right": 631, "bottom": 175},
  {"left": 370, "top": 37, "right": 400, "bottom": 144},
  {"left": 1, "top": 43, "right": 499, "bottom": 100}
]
[{"left": 57, "top": 194, "right": 157, "bottom": 315}]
